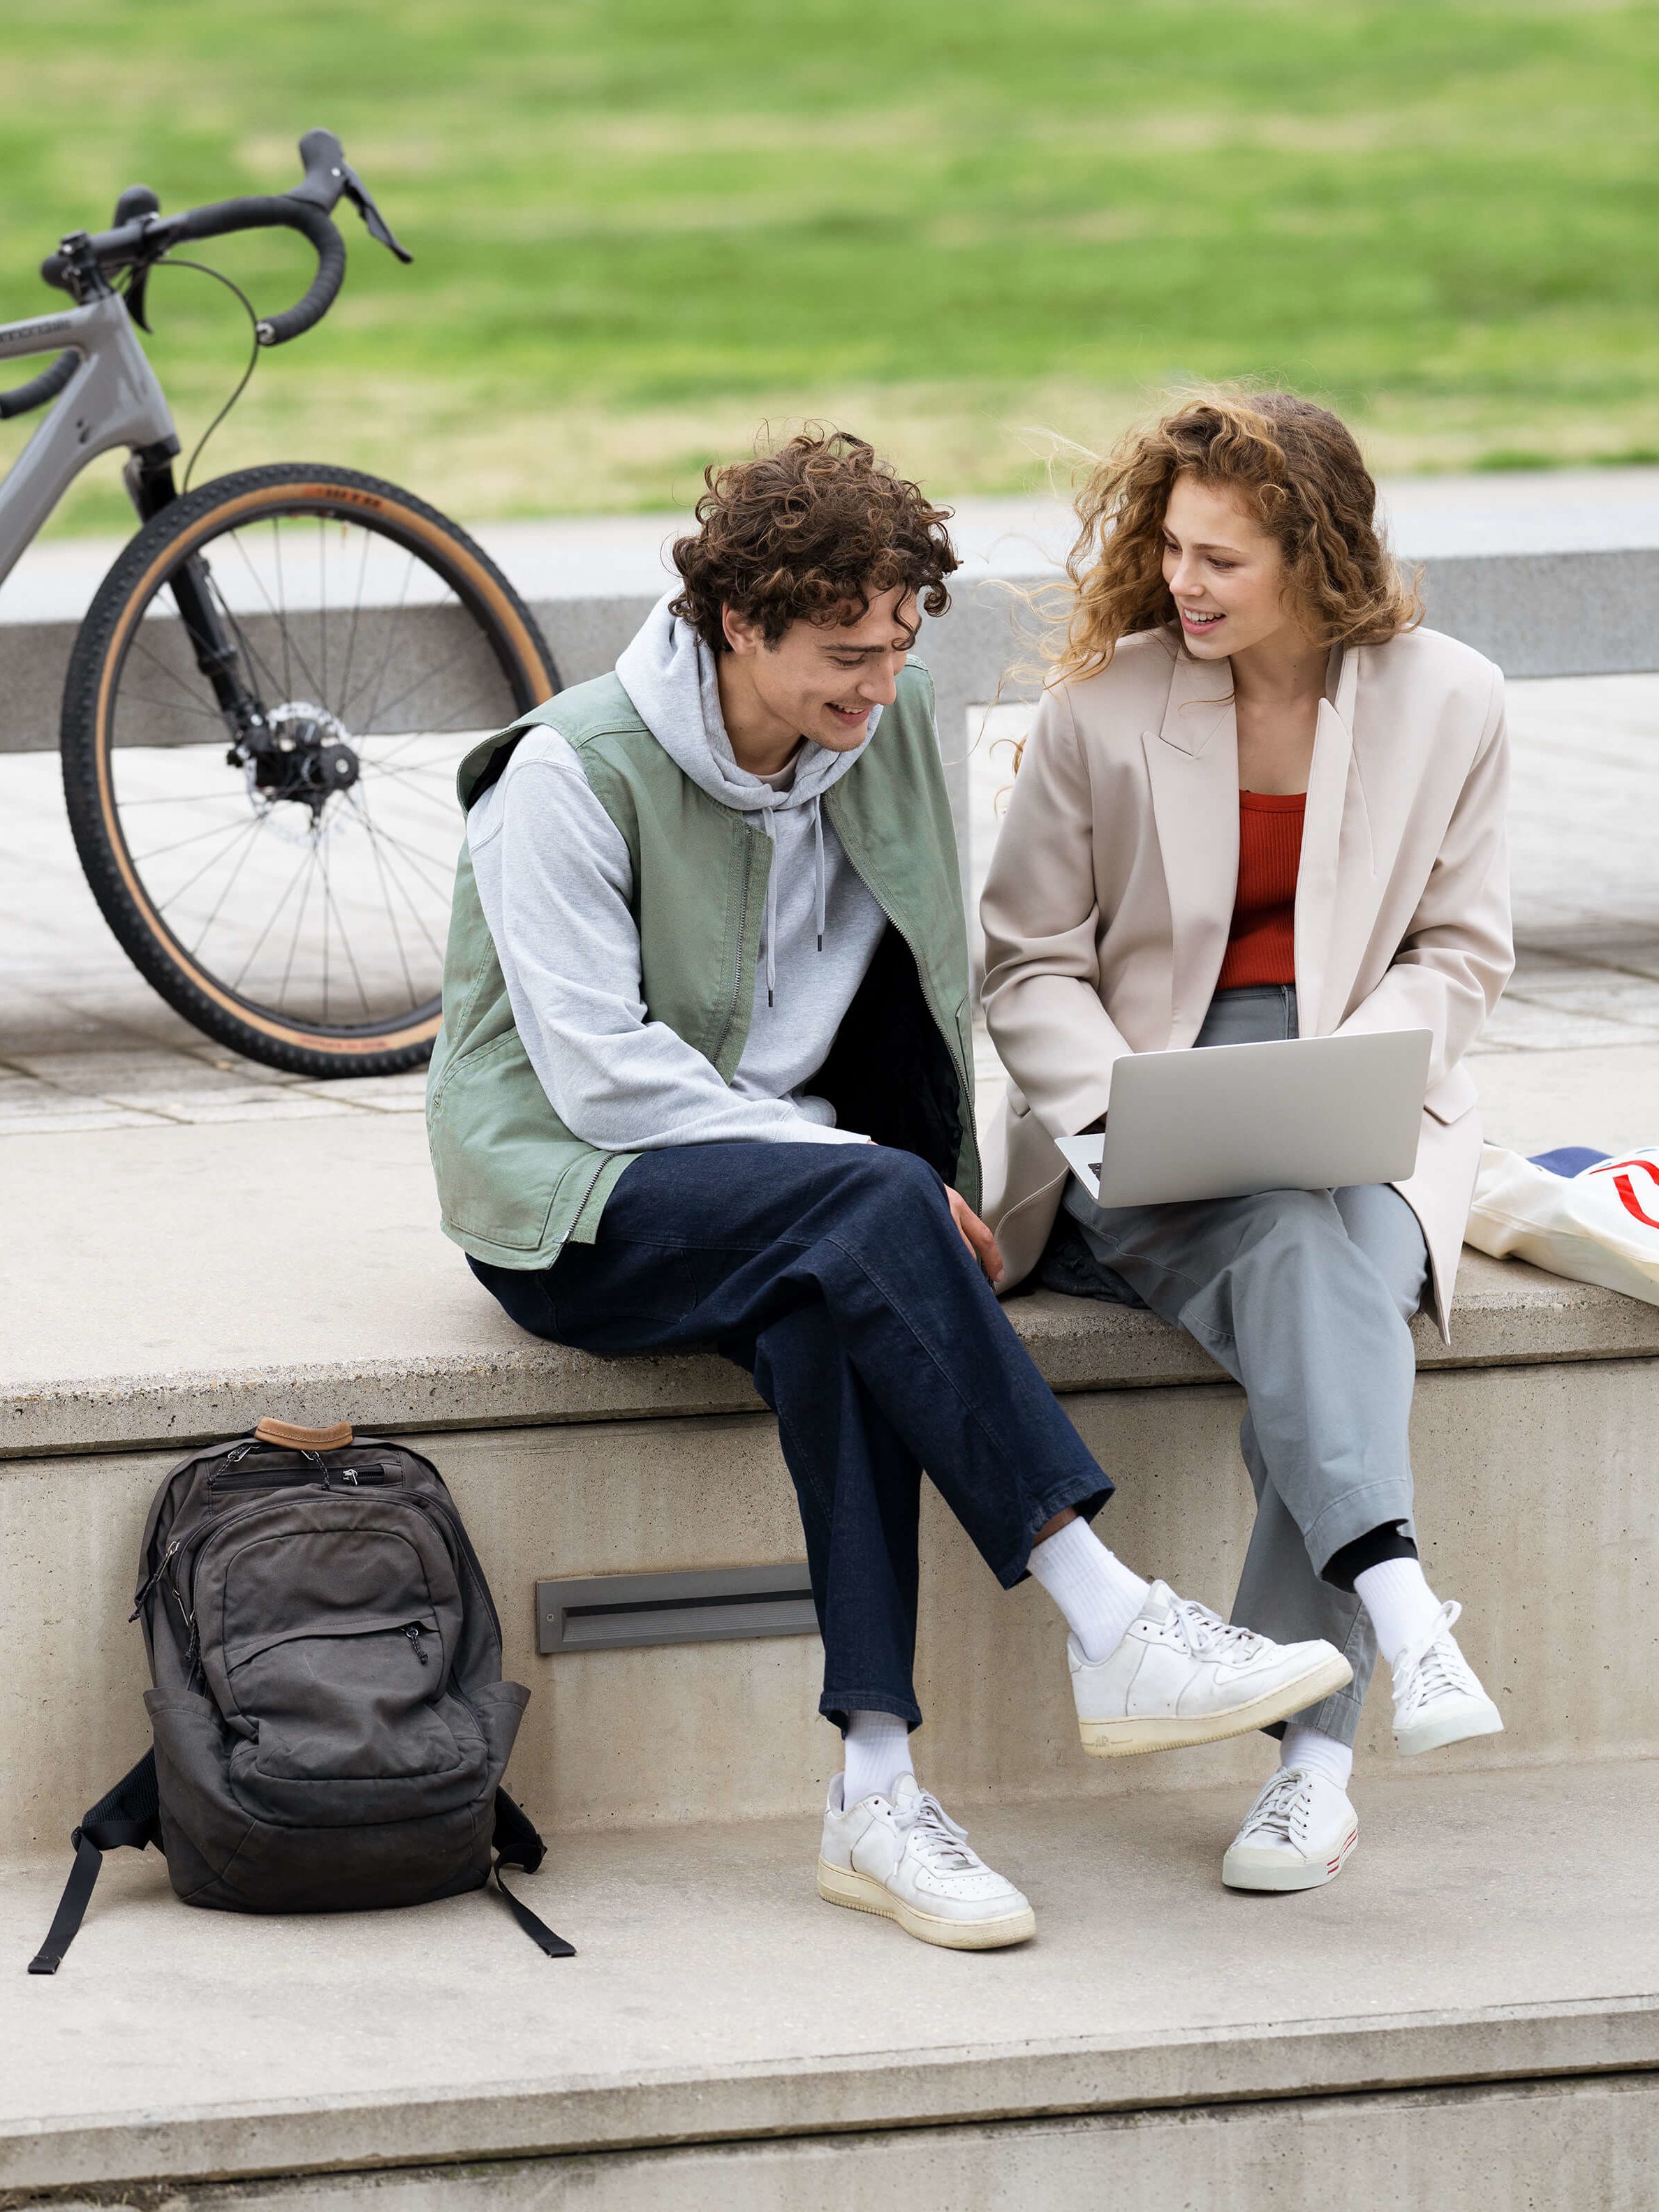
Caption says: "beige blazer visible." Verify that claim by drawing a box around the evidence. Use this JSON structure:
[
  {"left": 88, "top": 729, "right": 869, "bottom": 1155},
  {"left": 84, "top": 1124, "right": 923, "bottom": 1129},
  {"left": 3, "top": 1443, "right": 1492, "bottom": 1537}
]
[{"left": 980, "top": 624, "right": 1513, "bottom": 1336}]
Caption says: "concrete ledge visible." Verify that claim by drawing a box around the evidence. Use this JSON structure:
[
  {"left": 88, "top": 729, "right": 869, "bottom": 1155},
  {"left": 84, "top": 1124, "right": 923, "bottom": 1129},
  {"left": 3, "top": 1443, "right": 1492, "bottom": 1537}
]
[
  {"left": 8, "top": 547, "right": 1659, "bottom": 758},
  {"left": 6, "top": 1248, "right": 1658, "bottom": 1460},
  {"left": 54, "top": 2076, "right": 1656, "bottom": 2212},
  {"left": 10, "top": 2003, "right": 1656, "bottom": 2195},
  {"left": 1, "top": 1763, "right": 1655, "bottom": 2195}
]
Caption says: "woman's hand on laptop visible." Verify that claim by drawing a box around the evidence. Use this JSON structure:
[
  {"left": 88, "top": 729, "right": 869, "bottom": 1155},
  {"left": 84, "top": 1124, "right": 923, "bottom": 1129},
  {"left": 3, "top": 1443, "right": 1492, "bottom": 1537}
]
[{"left": 948, "top": 1188, "right": 1005, "bottom": 1285}]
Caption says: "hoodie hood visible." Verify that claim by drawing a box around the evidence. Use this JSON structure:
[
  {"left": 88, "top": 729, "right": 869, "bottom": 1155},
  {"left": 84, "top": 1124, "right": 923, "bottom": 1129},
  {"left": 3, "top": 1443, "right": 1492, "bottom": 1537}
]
[
  {"left": 615, "top": 593, "right": 881, "bottom": 1008},
  {"left": 615, "top": 593, "right": 877, "bottom": 814}
]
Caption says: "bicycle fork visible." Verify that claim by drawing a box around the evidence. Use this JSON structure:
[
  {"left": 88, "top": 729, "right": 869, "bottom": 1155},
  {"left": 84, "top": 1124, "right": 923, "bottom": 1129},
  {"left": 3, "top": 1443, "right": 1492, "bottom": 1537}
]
[{"left": 124, "top": 442, "right": 269, "bottom": 751}]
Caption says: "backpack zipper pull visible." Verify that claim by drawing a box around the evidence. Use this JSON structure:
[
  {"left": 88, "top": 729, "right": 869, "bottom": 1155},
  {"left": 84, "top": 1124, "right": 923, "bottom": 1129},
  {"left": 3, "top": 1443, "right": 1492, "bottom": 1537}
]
[
  {"left": 405, "top": 1624, "right": 429, "bottom": 1665},
  {"left": 130, "top": 1538, "right": 180, "bottom": 1621}
]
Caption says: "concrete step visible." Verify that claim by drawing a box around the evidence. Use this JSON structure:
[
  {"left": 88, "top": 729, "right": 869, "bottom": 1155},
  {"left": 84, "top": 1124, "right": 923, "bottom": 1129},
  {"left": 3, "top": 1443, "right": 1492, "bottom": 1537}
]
[{"left": 3, "top": 1760, "right": 1656, "bottom": 2208}]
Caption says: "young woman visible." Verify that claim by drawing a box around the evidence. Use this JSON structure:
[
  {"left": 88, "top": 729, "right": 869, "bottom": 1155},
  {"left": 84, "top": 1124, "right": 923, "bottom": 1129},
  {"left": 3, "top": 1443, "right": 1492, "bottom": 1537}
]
[{"left": 980, "top": 392, "right": 1513, "bottom": 1893}]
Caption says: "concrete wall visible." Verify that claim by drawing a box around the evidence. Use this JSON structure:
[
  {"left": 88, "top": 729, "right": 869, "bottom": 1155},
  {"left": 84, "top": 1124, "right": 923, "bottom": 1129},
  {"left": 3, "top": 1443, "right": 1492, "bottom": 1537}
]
[{"left": 8, "top": 1350, "right": 1656, "bottom": 1855}]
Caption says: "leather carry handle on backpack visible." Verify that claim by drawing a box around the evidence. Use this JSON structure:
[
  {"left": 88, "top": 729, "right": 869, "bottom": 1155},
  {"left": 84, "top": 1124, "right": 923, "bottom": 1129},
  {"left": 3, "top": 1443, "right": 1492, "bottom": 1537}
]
[{"left": 29, "top": 1422, "right": 573, "bottom": 1973}]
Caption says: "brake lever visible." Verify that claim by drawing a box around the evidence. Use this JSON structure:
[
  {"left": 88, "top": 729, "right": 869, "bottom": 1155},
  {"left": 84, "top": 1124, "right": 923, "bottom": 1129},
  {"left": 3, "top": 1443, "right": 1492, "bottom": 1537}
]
[
  {"left": 341, "top": 168, "right": 413, "bottom": 264},
  {"left": 112, "top": 185, "right": 162, "bottom": 331},
  {"left": 124, "top": 261, "right": 154, "bottom": 333}
]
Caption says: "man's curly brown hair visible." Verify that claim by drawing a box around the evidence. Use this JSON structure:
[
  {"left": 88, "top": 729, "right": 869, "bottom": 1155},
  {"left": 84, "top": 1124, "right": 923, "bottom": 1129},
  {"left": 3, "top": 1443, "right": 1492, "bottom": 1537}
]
[{"left": 670, "top": 429, "right": 958, "bottom": 653}]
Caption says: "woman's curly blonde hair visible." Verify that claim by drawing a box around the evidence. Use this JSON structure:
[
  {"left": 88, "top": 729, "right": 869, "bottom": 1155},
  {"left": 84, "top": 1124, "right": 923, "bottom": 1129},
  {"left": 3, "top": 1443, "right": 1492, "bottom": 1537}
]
[{"left": 1047, "top": 391, "right": 1419, "bottom": 685}]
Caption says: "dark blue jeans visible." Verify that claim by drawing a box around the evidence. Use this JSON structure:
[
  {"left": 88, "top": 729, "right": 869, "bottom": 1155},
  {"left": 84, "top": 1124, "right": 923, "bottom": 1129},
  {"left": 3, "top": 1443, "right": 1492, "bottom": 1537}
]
[{"left": 470, "top": 1142, "right": 1109, "bottom": 1732}]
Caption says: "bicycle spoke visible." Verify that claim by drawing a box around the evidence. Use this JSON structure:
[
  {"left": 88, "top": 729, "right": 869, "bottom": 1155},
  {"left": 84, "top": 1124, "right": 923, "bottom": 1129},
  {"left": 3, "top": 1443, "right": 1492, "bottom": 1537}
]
[
  {"left": 352, "top": 641, "right": 496, "bottom": 739},
  {"left": 114, "top": 692, "right": 230, "bottom": 728},
  {"left": 229, "top": 839, "right": 317, "bottom": 992},
  {"left": 127, "top": 638, "right": 224, "bottom": 716},
  {"left": 128, "top": 812, "right": 261, "bottom": 867},
  {"left": 354, "top": 790, "right": 418, "bottom": 1005},
  {"left": 320, "top": 849, "right": 374, "bottom": 1019},
  {"left": 275, "top": 839, "right": 322, "bottom": 1012},
  {"left": 226, "top": 527, "right": 325, "bottom": 705},
  {"left": 272, "top": 519, "right": 293, "bottom": 701},
  {"left": 342, "top": 551, "right": 418, "bottom": 732},
  {"left": 154, "top": 814, "right": 264, "bottom": 916},
  {"left": 320, "top": 832, "right": 331, "bottom": 1024},
  {"left": 317, "top": 517, "right": 328, "bottom": 712},
  {"left": 352, "top": 825, "right": 457, "bottom": 898},
  {"left": 354, "top": 792, "right": 445, "bottom": 961},
  {"left": 188, "top": 814, "right": 265, "bottom": 959},
  {"left": 105, "top": 789, "right": 250, "bottom": 806},
  {"left": 334, "top": 526, "right": 372, "bottom": 725},
  {"left": 210, "top": 554, "right": 289, "bottom": 704},
  {"left": 362, "top": 762, "right": 461, "bottom": 814}
]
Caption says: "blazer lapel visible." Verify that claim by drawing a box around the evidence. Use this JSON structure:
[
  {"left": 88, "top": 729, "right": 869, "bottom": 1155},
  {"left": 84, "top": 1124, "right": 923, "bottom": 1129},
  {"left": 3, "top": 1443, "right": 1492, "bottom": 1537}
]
[
  {"left": 1142, "top": 644, "right": 1239, "bottom": 1047},
  {"left": 1294, "top": 647, "right": 1363, "bottom": 1035}
]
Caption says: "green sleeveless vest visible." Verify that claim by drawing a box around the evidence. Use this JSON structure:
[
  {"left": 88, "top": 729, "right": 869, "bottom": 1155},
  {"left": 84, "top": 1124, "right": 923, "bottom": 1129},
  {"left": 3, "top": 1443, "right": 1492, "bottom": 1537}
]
[{"left": 426, "top": 661, "right": 978, "bottom": 1268}]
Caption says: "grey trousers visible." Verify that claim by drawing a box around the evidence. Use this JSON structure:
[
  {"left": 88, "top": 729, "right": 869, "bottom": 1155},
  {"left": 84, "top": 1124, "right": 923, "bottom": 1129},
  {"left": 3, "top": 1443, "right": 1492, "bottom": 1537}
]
[{"left": 1042, "top": 984, "right": 1429, "bottom": 1746}]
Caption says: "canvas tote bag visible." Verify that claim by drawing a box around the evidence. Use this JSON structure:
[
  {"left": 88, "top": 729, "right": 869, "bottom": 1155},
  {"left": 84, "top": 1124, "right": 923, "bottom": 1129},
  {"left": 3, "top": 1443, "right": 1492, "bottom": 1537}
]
[{"left": 1466, "top": 1144, "right": 1659, "bottom": 1306}]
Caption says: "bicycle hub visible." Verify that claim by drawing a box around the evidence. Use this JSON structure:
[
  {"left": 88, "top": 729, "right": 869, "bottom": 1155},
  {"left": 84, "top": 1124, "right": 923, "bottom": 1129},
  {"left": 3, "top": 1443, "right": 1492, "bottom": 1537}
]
[{"left": 244, "top": 702, "right": 361, "bottom": 819}]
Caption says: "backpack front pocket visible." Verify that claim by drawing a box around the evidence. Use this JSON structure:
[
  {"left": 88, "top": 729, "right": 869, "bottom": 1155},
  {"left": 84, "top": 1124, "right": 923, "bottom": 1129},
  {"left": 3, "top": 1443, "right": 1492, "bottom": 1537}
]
[
  {"left": 193, "top": 1504, "right": 486, "bottom": 1826},
  {"left": 228, "top": 1615, "right": 463, "bottom": 1780}
]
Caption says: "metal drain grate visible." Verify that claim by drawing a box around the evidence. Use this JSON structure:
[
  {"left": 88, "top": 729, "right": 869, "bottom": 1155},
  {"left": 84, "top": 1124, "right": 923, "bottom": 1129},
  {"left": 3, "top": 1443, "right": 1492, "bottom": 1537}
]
[{"left": 536, "top": 1563, "right": 818, "bottom": 1653}]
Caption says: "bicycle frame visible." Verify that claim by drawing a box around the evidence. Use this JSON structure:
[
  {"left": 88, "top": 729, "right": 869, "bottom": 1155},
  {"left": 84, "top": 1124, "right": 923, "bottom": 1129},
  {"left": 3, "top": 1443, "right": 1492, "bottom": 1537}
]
[{"left": 0, "top": 290, "right": 178, "bottom": 594}]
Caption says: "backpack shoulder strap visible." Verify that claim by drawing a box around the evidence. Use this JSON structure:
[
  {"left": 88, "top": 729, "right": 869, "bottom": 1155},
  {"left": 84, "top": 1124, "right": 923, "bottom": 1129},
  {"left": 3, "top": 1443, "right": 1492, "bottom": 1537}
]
[
  {"left": 28, "top": 1751, "right": 161, "bottom": 1976},
  {"left": 490, "top": 1789, "right": 574, "bottom": 1960}
]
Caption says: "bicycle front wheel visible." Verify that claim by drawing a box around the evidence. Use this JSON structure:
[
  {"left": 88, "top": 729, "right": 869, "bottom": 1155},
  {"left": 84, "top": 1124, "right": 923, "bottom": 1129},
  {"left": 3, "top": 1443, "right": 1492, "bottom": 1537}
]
[{"left": 61, "top": 463, "right": 558, "bottom": 1076}]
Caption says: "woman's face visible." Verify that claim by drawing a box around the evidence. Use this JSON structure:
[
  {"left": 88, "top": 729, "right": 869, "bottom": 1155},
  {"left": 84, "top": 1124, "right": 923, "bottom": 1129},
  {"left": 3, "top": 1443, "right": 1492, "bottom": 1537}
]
[{"left": 1160, "top": 473, "right": 1303, "bottom": 661}]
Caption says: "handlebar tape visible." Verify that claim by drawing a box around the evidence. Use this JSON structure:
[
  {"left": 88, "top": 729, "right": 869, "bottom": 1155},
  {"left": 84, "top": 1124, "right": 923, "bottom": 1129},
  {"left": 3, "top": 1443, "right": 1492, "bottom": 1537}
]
[
  {"left": 168, "top": 196, "right": 347, "bottom": 345},
  {"left": 0, "top": 348, "right": 78, "bottom": 421}
]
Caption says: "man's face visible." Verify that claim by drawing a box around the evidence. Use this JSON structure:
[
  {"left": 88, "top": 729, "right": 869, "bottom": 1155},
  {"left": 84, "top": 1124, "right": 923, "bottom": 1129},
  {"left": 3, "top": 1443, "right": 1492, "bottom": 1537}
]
[{"left": 722, "top": 586, "right": 918, "bottom": 753}]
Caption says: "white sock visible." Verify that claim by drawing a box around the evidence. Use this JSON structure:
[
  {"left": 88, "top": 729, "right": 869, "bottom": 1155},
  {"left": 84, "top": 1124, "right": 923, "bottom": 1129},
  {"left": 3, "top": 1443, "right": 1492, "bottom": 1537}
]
[
  {"left": 841, "top": 1710, "right": 913, "bottom": 1806},
  {"left": 1355, "top": 1556, "right": 1444, "bottom": 1668},
  {"left": 1280, "top": 1723, "right": 1354, "bottom": 1792},
  {"left": 1027, "top": 1516, "right": 1150, "bottom": 1662}
]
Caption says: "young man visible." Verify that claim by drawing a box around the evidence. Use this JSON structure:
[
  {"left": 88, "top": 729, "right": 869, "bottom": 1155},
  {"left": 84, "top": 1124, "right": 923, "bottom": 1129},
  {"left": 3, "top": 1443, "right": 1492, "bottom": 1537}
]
[{"left": 428, "top": 430, "right": 1350, "bottom": 1950}]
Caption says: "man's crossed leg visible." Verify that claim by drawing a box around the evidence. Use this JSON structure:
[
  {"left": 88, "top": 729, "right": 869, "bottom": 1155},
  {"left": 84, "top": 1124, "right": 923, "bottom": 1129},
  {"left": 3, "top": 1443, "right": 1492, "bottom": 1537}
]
[{"left": 473, "top": 1140, "right": 1351, "bottom": 1949}]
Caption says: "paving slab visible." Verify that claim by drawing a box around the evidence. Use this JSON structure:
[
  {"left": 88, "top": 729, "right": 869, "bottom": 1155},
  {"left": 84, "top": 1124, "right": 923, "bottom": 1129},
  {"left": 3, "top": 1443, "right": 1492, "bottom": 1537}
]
[
  {"left": 1, "top": 1757, "right": 1655, "bottom": 2195},
  {"left": 1467, "top": 1042, "right": 1659, "bottom": 1159}
]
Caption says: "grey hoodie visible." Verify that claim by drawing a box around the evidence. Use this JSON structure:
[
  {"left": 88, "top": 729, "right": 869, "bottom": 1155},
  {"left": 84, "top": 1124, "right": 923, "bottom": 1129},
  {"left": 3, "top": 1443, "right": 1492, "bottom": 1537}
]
[{"left": 467, "top": 595, "right": 888, "bottom": 1153}]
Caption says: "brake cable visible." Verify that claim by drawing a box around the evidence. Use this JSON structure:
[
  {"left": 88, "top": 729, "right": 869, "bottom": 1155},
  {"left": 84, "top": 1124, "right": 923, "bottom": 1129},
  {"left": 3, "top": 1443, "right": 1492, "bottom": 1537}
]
[{"left": 124, "top": 256, "right": 262, "bottom": 492}]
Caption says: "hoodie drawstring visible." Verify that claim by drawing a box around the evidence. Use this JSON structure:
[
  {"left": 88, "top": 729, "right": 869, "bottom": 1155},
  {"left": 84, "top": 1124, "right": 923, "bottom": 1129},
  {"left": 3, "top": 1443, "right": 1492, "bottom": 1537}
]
[
  {"left": 758, "top": 796, "right": 827, "bottom": 1008},
  {"left": 761, "top": 814, "right": 779, "bottom": 1008},
  {"left": 813, "top": 795, "right": 826, "bottom": 952}
]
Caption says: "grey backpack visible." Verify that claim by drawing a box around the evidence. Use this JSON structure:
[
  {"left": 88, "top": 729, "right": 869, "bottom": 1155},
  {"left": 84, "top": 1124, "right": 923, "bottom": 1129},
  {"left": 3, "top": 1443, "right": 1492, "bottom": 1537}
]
[{"left": 29, "top": 1418, "right": 570, "bottom": 1973}]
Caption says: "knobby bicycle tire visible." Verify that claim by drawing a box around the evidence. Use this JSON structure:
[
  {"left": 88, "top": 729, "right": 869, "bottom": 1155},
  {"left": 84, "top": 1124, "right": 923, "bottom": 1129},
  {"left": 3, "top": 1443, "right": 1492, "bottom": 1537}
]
[{"left": 61, "top": 464, "right": 559, "bottom": 1077}]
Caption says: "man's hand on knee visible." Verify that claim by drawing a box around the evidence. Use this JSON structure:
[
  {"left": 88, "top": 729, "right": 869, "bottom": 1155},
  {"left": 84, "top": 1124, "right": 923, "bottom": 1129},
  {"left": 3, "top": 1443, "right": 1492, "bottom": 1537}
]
[{"left": 948, "top": 1188, "right": 1004, "bottom": 1284}]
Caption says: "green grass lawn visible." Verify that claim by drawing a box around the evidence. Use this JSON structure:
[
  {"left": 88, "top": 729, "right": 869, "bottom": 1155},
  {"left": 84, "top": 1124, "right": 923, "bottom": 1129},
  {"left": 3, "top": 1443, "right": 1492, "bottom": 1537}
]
[{"left": 3, "top": 0, "right": 1659, "bottom": 532}]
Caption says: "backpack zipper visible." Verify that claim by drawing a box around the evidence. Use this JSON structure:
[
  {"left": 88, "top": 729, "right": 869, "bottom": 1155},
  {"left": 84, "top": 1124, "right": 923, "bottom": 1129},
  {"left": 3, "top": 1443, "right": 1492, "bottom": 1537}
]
[
  {"left": 404, "top": 1491, "right": 503, "bottom": 1646},
  {"left": 170, "top": 1490, "right": 487, "bottom": 1663},
  {"left": 130, "top": 1537, "right": 182, "bottom": 1621},
  {"left": 209, "top": 1457, "right": 397, "bottom": 1490}
]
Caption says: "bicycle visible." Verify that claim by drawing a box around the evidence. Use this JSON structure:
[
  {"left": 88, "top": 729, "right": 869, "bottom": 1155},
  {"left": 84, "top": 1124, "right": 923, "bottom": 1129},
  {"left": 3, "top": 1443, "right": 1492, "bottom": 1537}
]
[{"left": 0, "top": 130, "right": 560, "bottom": 1077}]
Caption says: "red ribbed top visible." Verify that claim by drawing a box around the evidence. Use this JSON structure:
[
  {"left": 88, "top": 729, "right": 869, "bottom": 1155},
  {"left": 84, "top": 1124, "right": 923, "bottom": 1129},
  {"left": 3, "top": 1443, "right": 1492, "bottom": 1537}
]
[{"left": 1215, "top": 790, "right": 1305, "bottom": 991}]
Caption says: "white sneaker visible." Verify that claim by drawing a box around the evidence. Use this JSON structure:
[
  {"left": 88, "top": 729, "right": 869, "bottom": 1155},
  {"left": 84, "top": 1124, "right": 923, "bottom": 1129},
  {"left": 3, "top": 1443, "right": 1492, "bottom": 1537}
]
[
  {"left": 1223, "top": 1766, "right": 1359, "bottom": 1893},
  {"left": 1391, "top": 1600, "right": 1504, "bottom": 1756},
  {"left": 817, "top": 1774, "right": 1035, "bottom": 1950},
  {"left": 1069, "top": 1581, "right": 1352, "bottom": 1757}
]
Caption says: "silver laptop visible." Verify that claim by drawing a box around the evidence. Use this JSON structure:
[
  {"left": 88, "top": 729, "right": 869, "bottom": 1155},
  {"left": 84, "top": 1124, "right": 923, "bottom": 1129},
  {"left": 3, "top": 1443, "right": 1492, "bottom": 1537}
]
[{"left": 1055, "top": 1029, "right": 1433, "bottom": 1209}]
